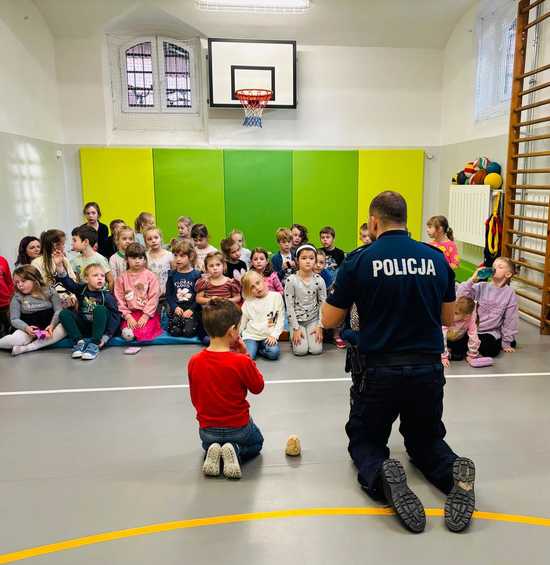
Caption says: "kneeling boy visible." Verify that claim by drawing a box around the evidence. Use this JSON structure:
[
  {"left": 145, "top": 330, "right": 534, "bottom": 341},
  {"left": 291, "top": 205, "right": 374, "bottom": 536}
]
[{"left": 187, "top": 298, "right": 264, "bottom": 479}]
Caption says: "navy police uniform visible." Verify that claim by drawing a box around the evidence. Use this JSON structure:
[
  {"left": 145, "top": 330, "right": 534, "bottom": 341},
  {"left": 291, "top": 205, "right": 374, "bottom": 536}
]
[{"left": 327, "top": 230, "right": 458, "bottom": 497}]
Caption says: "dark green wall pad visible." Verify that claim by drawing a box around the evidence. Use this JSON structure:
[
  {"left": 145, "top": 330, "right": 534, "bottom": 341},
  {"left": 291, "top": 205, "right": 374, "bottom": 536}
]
[
  {"left": 153, "top": 149, "right": 225, "bottom": 247},
  {"left": 293, "top": 151, "right": 358, "bottom": 252},
  {"left": 224, "top": 150, "right": 293, "bottom": 251}
]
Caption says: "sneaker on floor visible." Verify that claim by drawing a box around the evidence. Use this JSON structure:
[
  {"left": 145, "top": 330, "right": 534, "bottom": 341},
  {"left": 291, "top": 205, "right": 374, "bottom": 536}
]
[
  {"left": 381, "top": 458, "right": 426, "bottom": 533},
  {"left": 445, "top": 457, "right": 476, "bottom": 533},
  {"left": 202, "top": 443, "right": 222, "bottom": 476},
  {"left": 81, "top": 342, "right": 99, "bottom": 360},
  {"left": 71, "top": 339, "right": 87, "bottom": 359},
  {"left": 221, "top": 443, "right": 242, "bottom": 479},
  {"left": 334, "top": 336, "right": 347, "bottom": 349}
]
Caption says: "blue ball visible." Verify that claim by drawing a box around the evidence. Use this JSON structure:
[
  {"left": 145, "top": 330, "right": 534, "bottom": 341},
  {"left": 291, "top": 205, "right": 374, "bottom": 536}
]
[{"left": 486, "top": 162, "right": 501, "bottom": 175}]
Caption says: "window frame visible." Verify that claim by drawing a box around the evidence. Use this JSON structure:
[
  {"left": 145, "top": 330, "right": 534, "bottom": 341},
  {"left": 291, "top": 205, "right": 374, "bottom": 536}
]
[{"left": 118, "top": 36, "right": 199, "bottom": 115}]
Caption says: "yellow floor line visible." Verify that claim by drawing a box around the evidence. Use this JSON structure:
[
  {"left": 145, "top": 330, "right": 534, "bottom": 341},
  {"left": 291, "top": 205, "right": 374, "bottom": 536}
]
[{"left": 1, "top": 507, "right": 549, "bottom": 564}]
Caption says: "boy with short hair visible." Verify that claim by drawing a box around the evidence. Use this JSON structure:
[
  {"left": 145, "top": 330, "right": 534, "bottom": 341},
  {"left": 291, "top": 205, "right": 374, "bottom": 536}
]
[
  {"left": 188, "top": 298, "right": 265, "bottom": 479},
  {"left": 319, "top": 226, "right": 345, "bottom": 271},
  {"left": 55, "top": 263, "right": 121, "bottom": 360},
  {"left": 271, "top": 227, "right": 296, "bottom": 286},
  {"left": 70, "top": 225, "right": 113, "bottom": 289}
]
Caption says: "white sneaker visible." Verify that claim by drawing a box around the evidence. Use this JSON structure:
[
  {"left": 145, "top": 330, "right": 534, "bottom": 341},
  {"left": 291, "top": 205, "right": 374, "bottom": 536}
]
[
  {"left": 11, "top": 345, "right": 25, "bottom": 356},
  {"left": 202, "top": 443, "right": 222, "bottom": 476},
  {"left": 221, "top": 443, "right": 242, "bottom": 479}
]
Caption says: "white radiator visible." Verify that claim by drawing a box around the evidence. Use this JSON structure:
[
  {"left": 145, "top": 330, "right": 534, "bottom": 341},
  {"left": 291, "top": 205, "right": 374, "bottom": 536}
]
[{"left": 448, "top": 185, "right": 494, "bottom": 247}]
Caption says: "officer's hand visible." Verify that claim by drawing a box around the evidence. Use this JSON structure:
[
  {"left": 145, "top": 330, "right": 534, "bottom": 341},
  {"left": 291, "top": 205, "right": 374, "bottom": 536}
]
[
  {"left": 292, "top": 329, "right": 304, "bottom": 346},
  {"left": 311, "top": 326, "right": 323, "bottom": 344},
  {"left": 442, "top": 358, "right": 450, "bottom": 369},
  {"left": 503, "top": 346, "right": 515, "bottom": 353}
]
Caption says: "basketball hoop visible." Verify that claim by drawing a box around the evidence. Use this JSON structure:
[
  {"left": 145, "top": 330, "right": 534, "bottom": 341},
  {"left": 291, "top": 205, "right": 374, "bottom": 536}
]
[{"left": 235, "top": 89, "right": 272, "bottom": 128}]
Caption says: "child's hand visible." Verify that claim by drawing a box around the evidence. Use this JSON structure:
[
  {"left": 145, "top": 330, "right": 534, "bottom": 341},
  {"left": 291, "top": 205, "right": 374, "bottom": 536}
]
[
  {"left": 292, "top": 329, "right": 304, "bottom": 346},
  {"left": 136, "top": 314, "right": 149, "bottom": 328},
  {"left": 126, "top": 316, "right": 138, "bottom": 329},
  {"left": 174, "top": 306, "right": 184, "bottom": 317},
  {"left": 231, "top": 336, "right": 248, "bottom": 355},
  {"left": 183, "top": 309, "right": 193, "bottom": 319},
  {"left": 471, "top": 266, "right": 484, "bottom": 282},
  {"left": 265, "top": 336, "right": 277, "bottom": 347},
  {"left": 25, "top": 325, "right": 38, "bottom": 337},
  {"left": 442, "top": 358, "right": 450, "bottom": 368},
  {"left": 503, "top": 346, "right": 515, "bottom": 353},
  {"left": 311, "top": 325, "right": 323, "bottom": 344},
  {"left": 44, "top": 325, "right": 54, "bottom": 338},
  {"left": 53, "top": 250, "right": 65, "bottom": 270}
]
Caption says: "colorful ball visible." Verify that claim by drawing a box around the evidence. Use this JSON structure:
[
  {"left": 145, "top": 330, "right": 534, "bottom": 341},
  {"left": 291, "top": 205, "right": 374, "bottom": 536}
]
[
  {"left": 486, "top": 162, "right": 501, "bottom": 175},
  {"left": 457, "top": 171, "right": 467, "bottom": 185},
  {"left": 473, "top": 156, "right": 490, "bottom": 170},
  {"left": 484, "top": 172, "right": 503, "bottom": 189},
  {"left": 470, "top": 170, "right": 488, "bottom": 185},
  {"left": 464, "top": 162, "right": 476, "bottom": 177}
]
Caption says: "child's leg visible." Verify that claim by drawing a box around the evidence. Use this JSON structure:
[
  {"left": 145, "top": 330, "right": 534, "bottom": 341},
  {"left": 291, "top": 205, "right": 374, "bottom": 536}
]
[
  {"left": 448, "top": 333, "right": 469, "bottom": 360},
  {"left": 244, "top": 339, "right": 259, "bottom": 359},
  {"left": 181, "top": 313, "right": 199, "bottom": 338},
  {"left": 59, "top": 309, "right": 88, "bottom": 343},
  {"left": 292, "top": 323, "right": 309, "bottom": 356},
  {"left": 478, "top": 334, "right": 502, "bottom": 357},
  {"left": 305, "top": 319, "right": 323, "bottom": 355},
  {"left": 12, "top": 325, "right": 66, "bottom": 355},
  {"left": 0, "top": 330, "right": 32, "bottom": 349},
  {"left": 91, "top": 305, "right": 109, "bottom": 345},
  {"left": 168, "top": 313, "right": 183, "bottom": 336},
  {"left": 230, "top": 420, "right": 264, "bottom": 463},
  {"left": 257, "top": 340, "right": 280, "bottom": 360}
]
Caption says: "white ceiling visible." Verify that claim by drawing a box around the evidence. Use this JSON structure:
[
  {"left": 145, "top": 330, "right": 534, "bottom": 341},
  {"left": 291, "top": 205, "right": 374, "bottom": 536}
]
[{"left": 33, "top": 0, "right": 477, "bottom": 48}]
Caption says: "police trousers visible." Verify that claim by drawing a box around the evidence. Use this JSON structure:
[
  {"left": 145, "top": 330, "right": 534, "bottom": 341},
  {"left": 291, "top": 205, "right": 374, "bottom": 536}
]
[{"left": 345, "top": 363, "right": 458, "bottom": 498}]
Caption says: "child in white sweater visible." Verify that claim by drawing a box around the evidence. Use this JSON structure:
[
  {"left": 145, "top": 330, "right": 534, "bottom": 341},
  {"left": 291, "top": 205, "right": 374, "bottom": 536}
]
[{"left": 240, "top": 271, "right": 284, "bottom": 360}]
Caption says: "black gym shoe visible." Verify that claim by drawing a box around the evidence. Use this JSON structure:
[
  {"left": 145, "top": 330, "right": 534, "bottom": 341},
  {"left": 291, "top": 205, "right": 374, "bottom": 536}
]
[
  {"left": 381, "top": 459, "right": 426, "bottom": 533},
  {"left": 445, "top": 457, "right": 476, "bottom": 532}
]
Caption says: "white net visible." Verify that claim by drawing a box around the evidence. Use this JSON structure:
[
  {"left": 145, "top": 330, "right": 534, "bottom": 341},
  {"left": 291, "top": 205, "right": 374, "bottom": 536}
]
[{"left": 236, "top": 89, "right": 272, "bottom": 127}]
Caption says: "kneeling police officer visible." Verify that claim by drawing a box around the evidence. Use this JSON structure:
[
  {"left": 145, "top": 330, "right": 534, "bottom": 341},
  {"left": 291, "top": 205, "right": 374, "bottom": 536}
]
[{"left": 322, "top": 191, "right": 475, "bottom": 534}]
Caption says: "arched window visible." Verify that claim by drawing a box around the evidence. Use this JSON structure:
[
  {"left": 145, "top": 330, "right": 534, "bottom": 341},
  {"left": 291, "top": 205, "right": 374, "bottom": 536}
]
[{"left": 119, "top": 37, "right": 198, "bottom": 114}]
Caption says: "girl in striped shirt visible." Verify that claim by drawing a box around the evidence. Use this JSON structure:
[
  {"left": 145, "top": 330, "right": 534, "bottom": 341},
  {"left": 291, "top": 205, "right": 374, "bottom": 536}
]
[{"left": 195, "top": 252, "right": 241, "bottom": 307}]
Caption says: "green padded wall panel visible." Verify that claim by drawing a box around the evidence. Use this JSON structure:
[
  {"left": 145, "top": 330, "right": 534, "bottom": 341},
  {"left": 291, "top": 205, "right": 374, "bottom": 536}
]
[
  {"left": 292, "top": 151, "right": 358, "bottom": 252},
  {"left": 153, "top": 149, "right": 225, "bottom": 246},
  {"left": 224, "top": 150, "right": 293, "bottom": 251}
]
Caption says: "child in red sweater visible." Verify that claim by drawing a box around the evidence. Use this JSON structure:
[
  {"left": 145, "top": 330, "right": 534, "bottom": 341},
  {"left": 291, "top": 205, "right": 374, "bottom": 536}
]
[
  {"left": 0, "top": 256, "right": 14, "bottom": 337},
  {"left": 188, "top": 298, "right": 264, "bottom": 480}
]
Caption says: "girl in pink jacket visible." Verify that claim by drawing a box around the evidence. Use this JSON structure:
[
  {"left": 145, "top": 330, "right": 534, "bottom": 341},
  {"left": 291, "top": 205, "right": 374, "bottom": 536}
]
[
  {"left": 114, "top": 243, "right": 161, "bottom": 342},
  {"left": 441, "top": 297, "right": 480, "bottom": 368}
]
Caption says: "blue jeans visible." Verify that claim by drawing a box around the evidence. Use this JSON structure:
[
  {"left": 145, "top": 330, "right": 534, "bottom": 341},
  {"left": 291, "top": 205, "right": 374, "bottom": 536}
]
[
  {"left": 199, "top": 419, "right": 264, "bottom": 463},
  {"left": 244, "top": 339, "right": 280, "bottom": 360}
]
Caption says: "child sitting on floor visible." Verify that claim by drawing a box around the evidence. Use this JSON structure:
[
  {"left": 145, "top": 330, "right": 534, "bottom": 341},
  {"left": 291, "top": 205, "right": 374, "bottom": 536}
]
[
  {"left": 457, "top": 257, "right": 518, "bottom": 357},
  {"left": 70, "top": 225, "right": 113, "bottom": 289},
  {"left": 0, "top": 265, "right": 65, "bottom": 356},
  {"left": 441, "top": 296, "right": 481, "bottom": 368},
  {"left": 284, "top": 244, "right": 326, "bottom": 356},
  {"left": 427, "top": 215, "right": 460, "bottom": 270},
  {"left": 195, "top": 252, "right": 241, "bottom": 307},
  {"left": 55, "top": 263, "right": 121, "bottom": 360},
  {"left": 114, "top": 243, "right": 162, "bottom": 342},
  {"left": 134, "top": 212, "right": 155, "bottom": 246},
  {"left": 290, "top": 223, "right": 308, "bottom": 253},
  {"left": 109, "top": 225, "right": 135, "bottom": 280},
  {"left": 166, "top": 240, "right": 201, "bottom": 338},
  {"left": 240, "top": 271, "right": 285, "bottom": 360},
  {"left": 249, "top": 247, "right": 283, "bottom": 294},
  {"left": 229, "top": 229, "right": 251, "bottom": 268},
  {"left": 191, "top": 224, "right": 217, "bottom": 272},
  {"left": 188, "top": 298, "right": 265, "bottom": 479},
  {"left": 221, "top": 237, "right": 247, "bottom": 281},
  {"left": 359, "top": 222, "right": 372, "bottom": 246},
  {"left": 144, "top": 226, "right": 173, "bottom": 296},
  {"left": 272, "top": 228, "right": 295, "bottom": 287},
  {"left": 319, "top": 226, "right": 345, "bottom": 271},
  {"left": 313, "top": 249, "right": 335, "bottom": 289}
]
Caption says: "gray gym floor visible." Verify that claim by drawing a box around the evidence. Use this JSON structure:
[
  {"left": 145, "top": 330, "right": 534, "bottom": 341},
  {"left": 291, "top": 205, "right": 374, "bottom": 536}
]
[{"left": 1, "top": 321, "right": 550, "bottom": 564}]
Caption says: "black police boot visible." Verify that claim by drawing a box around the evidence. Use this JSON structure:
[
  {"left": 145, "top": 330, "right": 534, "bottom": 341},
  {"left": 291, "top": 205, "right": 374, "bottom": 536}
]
[
  {"left": 444, "top": 457, "right": 476, "bottom": 532},
  {"left": 381, "top": 459, "right": 426, "bottom": 533}
]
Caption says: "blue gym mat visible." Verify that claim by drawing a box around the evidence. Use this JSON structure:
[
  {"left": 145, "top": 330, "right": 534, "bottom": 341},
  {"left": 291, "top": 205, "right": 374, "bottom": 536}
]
[{"left": 51, "top": 331, "right": 202, "bottom": 349}]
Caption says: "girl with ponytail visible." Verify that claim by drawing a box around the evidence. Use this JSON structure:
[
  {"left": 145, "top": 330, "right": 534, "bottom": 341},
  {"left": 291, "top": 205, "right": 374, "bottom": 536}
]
[{"left": 426, "top": 215, "right": 460, "bottom": 270}]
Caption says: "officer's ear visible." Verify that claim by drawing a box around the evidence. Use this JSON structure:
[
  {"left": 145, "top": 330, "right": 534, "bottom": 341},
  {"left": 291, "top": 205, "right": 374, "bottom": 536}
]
[{"left": 368, "top": 215, "right": 378, "bottom": 241}]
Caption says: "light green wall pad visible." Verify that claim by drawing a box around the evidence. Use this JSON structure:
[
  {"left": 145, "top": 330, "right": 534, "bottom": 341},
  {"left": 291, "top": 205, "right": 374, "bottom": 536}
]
[
  {"left": 224, "top": 150, "right": 293, "bottom": 251},
  {"left": 153, "top": 149, "right": 225, "bottom": 246},
  {"left": 292, "top": 151, "right": 358, "bottom": 252}
]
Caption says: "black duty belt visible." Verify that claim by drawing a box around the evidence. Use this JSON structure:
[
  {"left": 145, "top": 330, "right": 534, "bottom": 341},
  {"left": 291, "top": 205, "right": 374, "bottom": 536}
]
[{"left": 346, "top": 346, "right": 440, "bottom": 373}]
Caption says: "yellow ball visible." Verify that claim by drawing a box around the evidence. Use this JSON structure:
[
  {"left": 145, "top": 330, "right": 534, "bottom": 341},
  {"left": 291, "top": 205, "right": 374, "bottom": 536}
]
[
  {"left": 484, "top": 172, "right": 503, "bottom": 189},
  {"left": 285, "top": 435, "right": 301, "bottom": 456}
]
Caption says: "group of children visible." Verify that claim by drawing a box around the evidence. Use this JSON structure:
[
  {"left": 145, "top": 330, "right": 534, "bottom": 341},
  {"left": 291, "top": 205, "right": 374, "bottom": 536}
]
[{"left": 0, "top": 202, "right": 521, "bottom": 479}]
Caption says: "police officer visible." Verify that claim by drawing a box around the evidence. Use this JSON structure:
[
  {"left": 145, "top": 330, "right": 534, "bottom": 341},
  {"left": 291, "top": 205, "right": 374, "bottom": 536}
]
[{"left": 321, "top": 191, "right": 475, "bottom": 534}]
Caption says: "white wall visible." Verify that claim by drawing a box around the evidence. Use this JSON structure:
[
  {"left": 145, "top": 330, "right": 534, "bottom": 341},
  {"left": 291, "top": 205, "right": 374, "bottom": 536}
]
[
  {"left": 55, "top": 39, "right": 444, "bottom": 148},
  {"left": 0, "top": 0, "right": 62, "bottom": 143}
]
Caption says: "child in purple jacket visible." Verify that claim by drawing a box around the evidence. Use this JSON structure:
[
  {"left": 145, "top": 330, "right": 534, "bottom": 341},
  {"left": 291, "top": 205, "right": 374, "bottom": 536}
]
[{"left": 457, "top": 257, "right": 518, "bottom": 357}]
